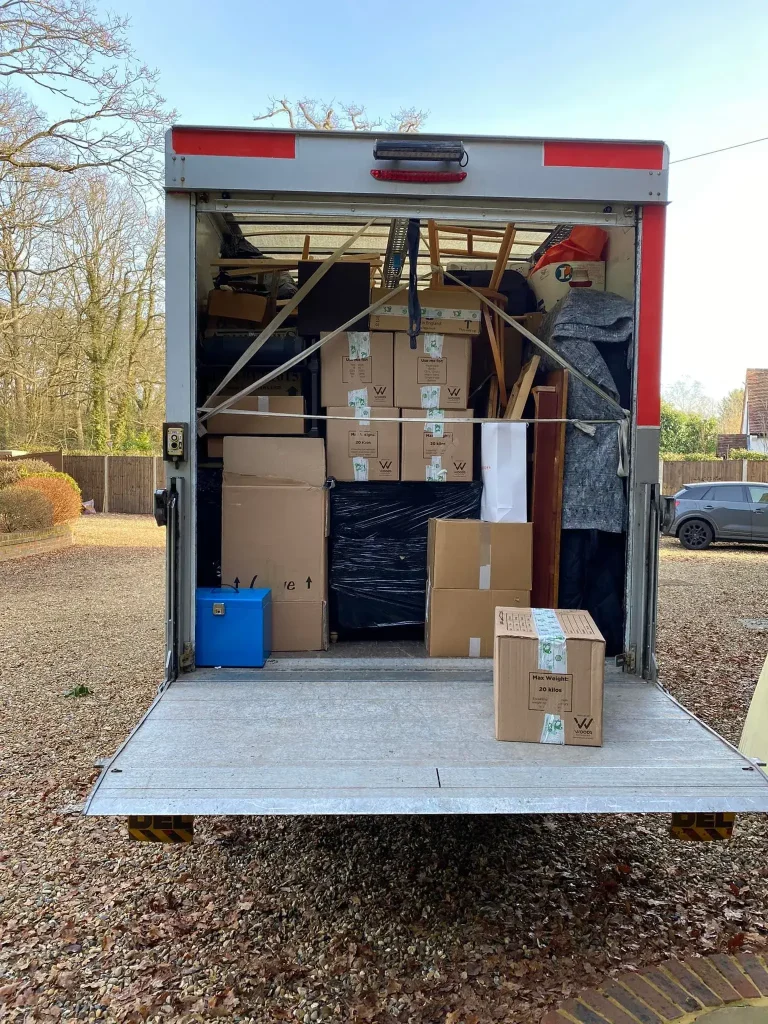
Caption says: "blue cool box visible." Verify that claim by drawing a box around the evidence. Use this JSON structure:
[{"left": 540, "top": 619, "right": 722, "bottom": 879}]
[{"left": 195, "top": 587, "right": 272, "bottom": 668}]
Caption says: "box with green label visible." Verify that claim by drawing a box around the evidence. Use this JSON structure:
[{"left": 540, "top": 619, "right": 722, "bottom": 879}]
[
  {"left": 494, "top": 608, "right": 605, "bottom": 746},
  {"left": 394, "top": 333, "right": 471, "bottom": 410},
  {"left": 400, "top": 408, "right": 473, "bottom": 482},
  {"left": 320, "top": 331, "right": 393, "bottom": 408},
  {"left": 326, "top": 407, "right": 400, "bottom": 481}
]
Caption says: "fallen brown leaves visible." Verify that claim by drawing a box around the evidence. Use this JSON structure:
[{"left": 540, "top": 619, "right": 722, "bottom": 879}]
[{"left": 0, "top": 521, "right": 766, "bottom": 1023}]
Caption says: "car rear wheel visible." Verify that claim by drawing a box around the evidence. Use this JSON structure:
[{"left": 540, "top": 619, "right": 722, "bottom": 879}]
[{"left": 678, "top": 519, "right": 714, "bottom": 550}]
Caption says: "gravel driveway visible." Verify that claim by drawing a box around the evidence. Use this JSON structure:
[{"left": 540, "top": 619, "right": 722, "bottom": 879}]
[{"left": 0, "top": 519, "right": 766, "bottom": 1023}]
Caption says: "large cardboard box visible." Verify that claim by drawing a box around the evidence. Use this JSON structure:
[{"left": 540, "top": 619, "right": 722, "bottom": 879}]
[
  {"left": 426, "top": 588, "right": 529, "bottom": 658},
  {"left": 370, "top": 287, "right": 482, "bottom": 336},
  {"left": 494, "top": 608, "right": 605, "bottom": 746},
  {"left": 428, "top": 519, "right": 532, "bottom": 591},
  {"left": 206, "top": 395, "right": 305, "bottom": 435},
  {"left": 208, "top": 289, "right": 267, "bottom": 324},
  {"left": 221, "top": 437, "right": 328, "bottom": 651},
  {"left": 480, "top": 422, "right": 527, "bottom": 523},
  {"left": 326, "top": 407, "right": 400, "bottom": 482},
  {"left": 528, "top": 262, "right": 605, "bottom": 312},
  {"left": 320, "top": 331, "right": 393, "bottom": 408},
  {"left": 394, "top": 333, "right": 471, "bottom": 410},
  {"left": 401, "top": 409, "right": 473, "bottom": 482}
]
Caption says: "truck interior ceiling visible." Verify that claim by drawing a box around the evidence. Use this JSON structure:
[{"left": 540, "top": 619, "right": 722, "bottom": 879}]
[{"left": 194, "top": 210, "right": 637, "bottom": 659}]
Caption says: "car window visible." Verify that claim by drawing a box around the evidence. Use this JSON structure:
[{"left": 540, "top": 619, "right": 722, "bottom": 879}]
[
  {"left": 707, "top": 485, "right": 747, "bottom": 502},
  {"left": 748, "top": 485, "right": 768, "bottom": 503},
  {"left": 681, "top": 485, "right": 708, "bottom": 499}
]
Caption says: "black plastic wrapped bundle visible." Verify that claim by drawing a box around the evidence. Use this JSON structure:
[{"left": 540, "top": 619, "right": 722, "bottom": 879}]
[
  {"left": 330, "top": 537, "right": 427, "bottom": 629},
  {"left": 329, "top": 482, "right": 482, "bottom": 632},
  {"left": 330, "top": 481, "right": 482, "bottom": 538}
]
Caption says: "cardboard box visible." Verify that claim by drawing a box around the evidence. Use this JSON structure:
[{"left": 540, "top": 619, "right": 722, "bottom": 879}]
[
  {"left": 326, "top": 407, "right": 400, "bottom": 481},
  {"left": 480, "top": 422, "right": 527, "bottom": 523},
  {"left": 401, "top": 409, "right": 473, "bottom": 482},
  {"left": 370, "top": 287, "right": 482, "bottom": 336},
  {"left": 221, "top": 438, "right": 328, "bottom": 653},
  {"left": 428, "top": 519, "right": 532, "bottom": 591},
  {"left": 205, "top": 395, "right": 305, "bottom": 436},
  {"left": 528, "top": 262, "right": 605, "bottom": 312},
  {"left": 494, "top": 608, "right": 605, "bottom": 746},
  {"left": 394, "top": 333, "right": 471, "bottom": 410},
  {"left": 426, "top": 588, "right": 530, "bottom": 658},
  {"left": 207, "top": 437, "right": 224, "bottom": 459},
  {"left": 272, "top": 600, "right": 328, "bottom": 652},
  {"left": 208, "top": 289, "right": 267, "bottom": 324},
  {"left": 320, "top": 331, "right": 393, "bottom": 408}
]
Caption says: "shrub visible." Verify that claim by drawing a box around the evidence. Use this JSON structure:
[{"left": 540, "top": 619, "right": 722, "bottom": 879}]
[
  {"left": 16, "top": 476, "right": 82, "bottom": 524},
  {"left": 727, "top": 448, "right": 768, "bottom": 461},
  {"left": 0, "top": 486, "right": 54, "bottom": 532},
  {"left": 661, "top": 452, "right": 720, "bottom": 462},
  {"left": 0, "top": 460, "right": 23, "bottom": 490}
]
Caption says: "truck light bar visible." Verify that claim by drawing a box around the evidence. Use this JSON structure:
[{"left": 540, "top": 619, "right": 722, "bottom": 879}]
[
  {"left": 371, "top": 169, "right": 467, "bottom": 183},
  {"left": 373, "top": 139, "right": 466, "bottom": 163}
]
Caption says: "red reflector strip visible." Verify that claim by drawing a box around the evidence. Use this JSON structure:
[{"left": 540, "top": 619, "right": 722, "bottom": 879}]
[
  {"left": 370, "top": 169, "right": 467, "bottom": 183},
  {"left": 543, "top": 140, "right": 664, "bottom": 171},
  {"left": 171, "top": 128, "right": 295, "bottom": 159}
]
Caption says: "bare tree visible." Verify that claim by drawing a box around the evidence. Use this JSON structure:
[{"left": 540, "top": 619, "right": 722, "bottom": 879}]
[
  {"left": 255, "top": 97, "right": 427, "bottom": 133},
  {"left": 0, "top": 0, "right": 175, "bottom": 182}
]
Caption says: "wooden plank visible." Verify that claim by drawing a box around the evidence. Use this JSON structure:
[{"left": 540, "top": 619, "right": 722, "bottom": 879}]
[
  {"left": 504, "top": 354, "right": 540, "bottom": 420},
  {"left": 427, "top": 219, "right": 442, "bottom": 286},
  {"left": 482, "top": 308, "right": 507, "bottom": 407},
  {"left": 489, "top": 222, "right": 516, "bottom": 291},
  {"left": 301, "top": 234, "right": 310, "bottom": 260},
  {"left": 530, "top": 372, "right": 568, "bottom": 608},
  {"left": 438, "top": 225, "right": 508, "bottom": 238},
  {"left": 487, "top": 375, "right": 500, "bottom": 418}
]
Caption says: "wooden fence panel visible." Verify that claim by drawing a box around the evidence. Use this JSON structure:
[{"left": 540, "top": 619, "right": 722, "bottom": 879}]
[
  {"left": 662, "top": 460, "right": 733, "bottom": 495},
  {"left": 108, "top": 456, "right": 154, "bottom": 514},
  {"left": 9, "top": 450, "right": 64, "bottom": 471},
  {"left": 63, "top": 455, "right": 106, "bottom": 510},
  {"left": 746, "top": 462, "right": 768, "bottom": 483}
]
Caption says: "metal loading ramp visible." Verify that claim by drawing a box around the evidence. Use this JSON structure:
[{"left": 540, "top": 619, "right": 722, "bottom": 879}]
[{"left": 85, "top": 658, "right": 768, "bottom": 816}]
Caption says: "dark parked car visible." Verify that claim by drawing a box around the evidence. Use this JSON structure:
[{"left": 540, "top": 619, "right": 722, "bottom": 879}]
[{"left": 663, "top": 481, "right": 768, "bottom": 549}]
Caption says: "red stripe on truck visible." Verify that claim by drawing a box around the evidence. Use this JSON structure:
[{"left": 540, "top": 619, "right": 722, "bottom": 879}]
[
  {"left": 636, "top": 205, "right": 666, "bottom": 427},
  {"left": 171, "top": 128, "right": 296, "bottom": 159},
  {"left": 543, "top": 140, "right": 665, "bottom": 170}
]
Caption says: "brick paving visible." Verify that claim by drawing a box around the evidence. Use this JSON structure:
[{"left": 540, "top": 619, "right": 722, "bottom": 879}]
[{"left": 545, "top": 954, "right": 768, "bottom": 1023}]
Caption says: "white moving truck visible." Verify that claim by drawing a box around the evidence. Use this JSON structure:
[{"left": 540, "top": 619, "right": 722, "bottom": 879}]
[{"left": 85, "top": 127, "right": 768, "bottom": 826}]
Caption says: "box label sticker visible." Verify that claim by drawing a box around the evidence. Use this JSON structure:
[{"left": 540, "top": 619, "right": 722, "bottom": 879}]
[
  {"left": 417, "top": 357, "right": 447, "bottom": 385},
  {"left": 342, "top": 358, "right": 373, "bottom": 384},
  {"left": 376, "top": 458, "right": 396, "bottom": 478},
  {"left": 468, "top": 637, "right": 481, "bottom": 658},
  {"left": 424, "top": 409, "right": 445, "bottom": 437},
  {"left": 420, "top": 385, "right": 441, "bottom": 408},
  {"left": 426, "top": 462, "right": 447, "bottom": 482},
  {"left": 348, "top": 429, "right": 378, "bottom": 457},
  {"left": 348, "top": 331, "right": 370, "bottom": 360},
  {"left": 347, "top": 388, "right": 369, "bottom": 410},
  {"left": 528, "top": 672, "right": 573, "bottom": 712},
  {"left": 423, "top": 333, "right": 444, "bottom": 359},
  {"left": 352, "top": 457, "right": 369, "bottom": 482},
  {"left": 540, "top": 713, "right": 565, "bottom": 745},
  {"left": 532, "top": 608, "right": 567, "bottom": 673},
  {"left": 356, "top": 406, "right": 371, "bottom": 426}
]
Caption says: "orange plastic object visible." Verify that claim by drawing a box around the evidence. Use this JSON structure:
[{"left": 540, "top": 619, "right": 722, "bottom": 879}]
[{"left": 533, "top": 226, "right": 607, "bottom": 272}]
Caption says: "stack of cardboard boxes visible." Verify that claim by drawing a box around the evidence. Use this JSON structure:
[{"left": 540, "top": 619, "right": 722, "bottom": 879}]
[{"left": 425, "top": 520, "right": 533, "bottom": 657}]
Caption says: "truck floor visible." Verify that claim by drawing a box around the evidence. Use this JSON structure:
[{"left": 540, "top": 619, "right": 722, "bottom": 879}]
[{"left": 85, "top": 656, "right": 768, "bottom": 816}]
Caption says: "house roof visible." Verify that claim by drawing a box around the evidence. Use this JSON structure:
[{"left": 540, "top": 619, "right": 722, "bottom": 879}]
[{"left": 746, "top": 369, "right": 768, "bottom": 435}]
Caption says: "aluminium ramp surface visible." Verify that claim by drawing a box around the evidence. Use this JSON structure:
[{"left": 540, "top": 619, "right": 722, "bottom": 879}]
[{"left": 85, "top": 659, "right": 768, "bottom": 816}]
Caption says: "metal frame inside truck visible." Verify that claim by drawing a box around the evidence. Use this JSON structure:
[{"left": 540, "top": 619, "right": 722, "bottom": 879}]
[{"left": 84, "top": 127, "right": 768, "bottom": 819}]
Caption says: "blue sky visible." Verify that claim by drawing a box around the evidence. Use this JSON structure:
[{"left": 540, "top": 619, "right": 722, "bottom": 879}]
[{"left": 116, "top": 0, "right": 768, "bottom": 399}]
